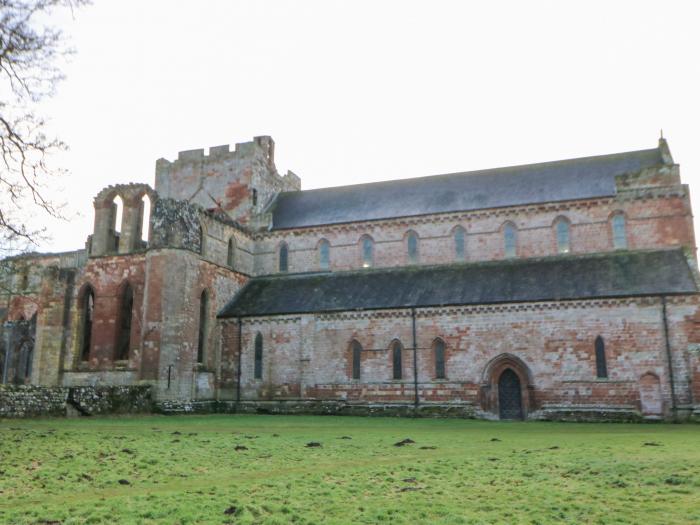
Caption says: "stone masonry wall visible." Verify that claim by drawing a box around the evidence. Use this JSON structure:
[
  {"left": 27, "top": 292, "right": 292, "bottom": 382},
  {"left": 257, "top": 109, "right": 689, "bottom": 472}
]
[
  {"left": 255, "top": 191, "right": 695, "bottom": 275},
  {"left": 0, "top": 385, "right": 152, "bottom": 418}
]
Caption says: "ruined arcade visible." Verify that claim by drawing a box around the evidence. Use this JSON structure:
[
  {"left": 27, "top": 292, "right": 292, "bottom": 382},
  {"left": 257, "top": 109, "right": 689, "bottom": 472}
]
[{"left": 2, "top": 135, "right": 700, "bottom": 421}]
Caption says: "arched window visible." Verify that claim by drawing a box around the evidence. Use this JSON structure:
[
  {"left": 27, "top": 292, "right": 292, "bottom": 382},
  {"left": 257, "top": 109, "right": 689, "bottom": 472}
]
[
  {"left": 612, "top": 213, "right": 627, "bottom": 249},
  {"left": 140, "top": 194, "right": 151, "bottom": 246},
  {"left": 595, "top": 336, "right": 608, "bottom": 378},
  {"left": 278, "top": 242, "right": 289, "bottom": 272},
  {"left": 199, "top": 225, "right": 206, "bottom": 256},
  {"left": 407, "top": 231, "right": 419, "bottom": 264},
  {"left": 115, "top": 283, "right": 134, "bottom": 361},
  {"left": 80, "top": 286, "right": 95, "bottom": 362},
  {"left": 433, "top": 338, "right": 446, "bottom": 379},
  {"left": 254, "top": 333, "right": 263, "bottom": 379},
  {"left": 454, "top": 226, "right": 466, "bottom": 261},
  {"left": 351, "top": 340, "right": 362, "bottom": 380},
  {"left": 361, "top": 236, "right": 374, "bottom": 268},
  {"left": 555, "top": 218, "right": 571, "bottom": 254},
  {"left": 391, "top": 340, "right": 403, "bottom": 380},
  {"left": 319, "top": 239, "right": 330, "bottom": 271},
  {"left": 197, "top": 290, "right": 208, "bottom": 364},
  {"left": 504, "top": 223, "right": 517, "bottom": 258},
  {"left": 227, "top": 237, "right": 236, "bottom": 268}
]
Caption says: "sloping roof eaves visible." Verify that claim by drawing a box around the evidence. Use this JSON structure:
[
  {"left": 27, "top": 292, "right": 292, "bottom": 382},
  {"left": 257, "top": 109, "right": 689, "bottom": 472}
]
[
  {"left": 218, "top": 249, "right": 697, "bottom": 318},
  {"left": 270, "top": 147, "right": 663, "bottom": 230}
]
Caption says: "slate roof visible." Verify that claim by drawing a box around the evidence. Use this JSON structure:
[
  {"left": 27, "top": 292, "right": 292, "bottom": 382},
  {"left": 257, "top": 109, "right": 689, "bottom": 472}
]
[
  {"left": 219, "top": 249, "right": 697, "bottom": 318},
  {"left": 270, "top": 147, "right": 664, "bottom": 230}
]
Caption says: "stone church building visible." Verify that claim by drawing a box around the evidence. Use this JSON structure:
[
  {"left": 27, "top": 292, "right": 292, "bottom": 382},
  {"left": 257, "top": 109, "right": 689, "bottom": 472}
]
[{"left": 2, "top": 135, "right": 700, "bottom": 420}]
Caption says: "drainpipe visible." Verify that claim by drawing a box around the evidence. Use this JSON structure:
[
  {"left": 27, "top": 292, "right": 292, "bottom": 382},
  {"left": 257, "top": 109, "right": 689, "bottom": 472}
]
[
  {"left": 236, "top": 317, "right": 242, "bottom": 407},
  {"left": 411, "top": 308, "right": 419, "bottom": 411},
  {"left": 661, "top": 296, "right": 677, "bottom": 418}
]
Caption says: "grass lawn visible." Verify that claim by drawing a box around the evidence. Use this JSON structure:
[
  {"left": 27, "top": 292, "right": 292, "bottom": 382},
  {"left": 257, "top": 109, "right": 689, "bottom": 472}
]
[{"left": 0, "top": 415, "right": 698, "bottom": 524}]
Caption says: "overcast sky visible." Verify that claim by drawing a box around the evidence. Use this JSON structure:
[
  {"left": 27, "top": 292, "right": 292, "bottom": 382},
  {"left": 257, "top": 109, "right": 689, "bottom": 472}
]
[{"left": 36, "top": 0, "right": 700, "bottom": 252}]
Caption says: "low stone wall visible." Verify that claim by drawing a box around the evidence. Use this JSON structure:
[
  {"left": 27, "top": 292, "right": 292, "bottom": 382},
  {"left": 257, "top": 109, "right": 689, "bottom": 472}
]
[{"left": 0, "top": 385, "right": 153, "bottom": 418}]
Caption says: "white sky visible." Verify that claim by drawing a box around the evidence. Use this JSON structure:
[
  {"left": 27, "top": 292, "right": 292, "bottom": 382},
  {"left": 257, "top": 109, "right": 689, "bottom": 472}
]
[{"left": 36, "top": 0, "right": 700, "bottom": 252}]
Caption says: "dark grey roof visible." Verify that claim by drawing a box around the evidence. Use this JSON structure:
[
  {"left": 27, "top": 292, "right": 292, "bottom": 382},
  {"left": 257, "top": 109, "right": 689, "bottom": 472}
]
[
  {"left": 219, "top": 249, "right": 697, "bottom": 318},
  {"left": 270, "top": 147, "right": 663, "bottom": 230}
]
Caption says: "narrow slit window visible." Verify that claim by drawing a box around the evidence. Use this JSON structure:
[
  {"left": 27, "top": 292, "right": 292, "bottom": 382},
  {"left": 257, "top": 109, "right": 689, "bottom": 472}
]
[
  {"left": 556, "top": 219, "right": 570, "bottom": 254},
  {"left": 612, "top": 214, "right": 627, "bottom": 249},
  {"left": 392, "top": 341, "right": 402, "bottom": 380},
  {"left": 504, "top": 223, "right": 517, "bottom": 258},
  {"left": 595, "top": 336, "right": 608, "bottom": 378},
  {"left": 279, "top": 242, "right": 289, "bottom": 272},
  {"left": 80, "top": 287, "right": 95, "bottom": 362},
  {"left": 197, "top": 290, "right": 208, "bottom": 364},
  {"left": 254, "top": 333, "right": 263, "bottom": 379},
  {"left": 407, "top": 231, "right": 419, "bottom": 264},
  {"left": 227, "top": 237, "right": 236, "bottom": 268},
  {"left": 115, "top": 283, "right": 134, "bottom": 361},
  {"left": 351, "top": 340, "right": 362, "bottom": 380},
  {"left": 434, "top": 339, "right": 446, "bottom": 379},
  {"left": 319, "top": 239, "right": 330, "bottom": 270},
  {"left": 454, "top": 227, "right": 466, "bottom": 261},
  {"left": 362, "top": 236, "right": 374, "bottom": 268}
]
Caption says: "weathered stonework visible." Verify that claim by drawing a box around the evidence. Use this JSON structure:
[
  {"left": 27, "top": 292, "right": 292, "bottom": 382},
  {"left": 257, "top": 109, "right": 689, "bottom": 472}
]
[{"left": 2, "top": 135, "right": 699, "bottom": 422}]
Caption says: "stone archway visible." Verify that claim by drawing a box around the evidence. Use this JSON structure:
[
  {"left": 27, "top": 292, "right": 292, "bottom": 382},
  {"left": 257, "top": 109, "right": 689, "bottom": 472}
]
[{"left": 480, "top": 353, "right": 534, "bottom": 420}]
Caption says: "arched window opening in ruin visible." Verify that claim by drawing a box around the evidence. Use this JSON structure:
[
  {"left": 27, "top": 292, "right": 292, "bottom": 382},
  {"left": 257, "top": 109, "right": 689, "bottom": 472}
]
[
  {"left": 434, "top": 338, "right": 446, "bottom": 379},
  {"left": 227, "top": 236, "right": 236, "bottom": 268},
  {"left": 595, "top": 336, "right": 608, "bottom": 378},
  {"left": 319, "top": 239, "right": 330, "bottom": 270},
  {"left": 361, "top": 236, "right": 374, "bottom": 268},
  {"left": 504, "top": 222, "right": 517, "bottom": 258},
  {"left": 197, "top": 290, "right": 208, "bottom": 364},
  {"left": 110, "top": 195, "right": 124, "bottom": 253},
  {"left": 351, "top": 340, "right": 362, "bottom": 380},
  {"left": 407, "top": 231, "right": 419, "bottom": 264},
  {"left": 115, "top": 283, "right": 134, "bottom": 361},
  {"left": 278, "top": 242, "right": 289, "bottom": 272},
  {"left": 254, "top": 333, "right": 263, "bottom": 379},
  {"left": 555, "top": 217, "right": 571, "bottom": 254},
  {"left": 612, "top": 213, "right": 627, "bottom": 250},
  {"left": 140, "top": 194, "right": 151, "bottom": 246},
  {"left": 80, "top": 286, "right": 95, "bottom": 362},
  {"left": 454, "top": 226, "right": 466, "bottom": 262},
  {"left": 391, "top": 340, "right": 403, "bottom": 380}
]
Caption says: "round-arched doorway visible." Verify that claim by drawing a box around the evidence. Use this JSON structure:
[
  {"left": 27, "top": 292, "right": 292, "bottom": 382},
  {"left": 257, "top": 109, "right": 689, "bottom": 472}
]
[{"left": 498, "top": 368, "right": 523, "bottom": 420}]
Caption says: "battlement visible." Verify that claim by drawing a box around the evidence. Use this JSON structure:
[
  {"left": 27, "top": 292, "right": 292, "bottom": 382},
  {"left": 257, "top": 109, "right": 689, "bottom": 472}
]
[{"left": 157, "top": 136, "right": 276, "bottom": 167}]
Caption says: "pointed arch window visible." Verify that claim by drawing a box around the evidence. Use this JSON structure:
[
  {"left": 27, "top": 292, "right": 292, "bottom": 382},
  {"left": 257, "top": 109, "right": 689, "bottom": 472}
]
[
  {"left": 227, "top": 237, "right": 236, "bottom": 268},
  {"left": 361, "top": 236, "right": 374, "bottom": 268},
  {"left": 279, "top": 242, "right": 289, "bottom": 272},
  {"left": 454, "top": 226, "right": 466, "bottom": 261},
  {"left": 612, "top": 213, "right": 627, "bottom": 249},
  {"left": 391, "top": 340, "right": 403, "bottom": 380},
  {"left": 555, "top": 218, "right": 571, "bottom": 254},
  {"left": 254, "top": 333, "right": 263, "bottom": 379},
  {"left": 197, "top": 290, "right": 208, "bottom": 364},
  {"left": 351, "top": 340, "right": 362, "bottom": 380},
  {"left": 434, "top": 339, "right": 446, "bottom": 379},
  {"left": 115, "top": 283, "right": 134, "bottom": 361},
  {"left": 504, "top": 223, "right": 517, "bottom": 258},
  {"left": 407, "top": 231, "right": 419, "bottom": 264},
  {"left": 319, "top": 239, "right": 330, "bottom": 270},
  {"left": 80, "top": 286, "right": 95, "bottom": 362},
  {"left": 595, "top": 336, "right": 608, "bottom": 378}
]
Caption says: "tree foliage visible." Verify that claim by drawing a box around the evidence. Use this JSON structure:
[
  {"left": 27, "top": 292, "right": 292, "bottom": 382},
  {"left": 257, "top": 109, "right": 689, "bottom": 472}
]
[{"left": 0, "top": 0, "right": 88, "bottom": 253}]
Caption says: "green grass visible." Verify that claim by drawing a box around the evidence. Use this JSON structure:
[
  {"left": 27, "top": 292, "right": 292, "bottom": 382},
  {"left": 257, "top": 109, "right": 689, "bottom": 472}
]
[{"left": 0, "top": 415, "right": 698, "bottom": 524}]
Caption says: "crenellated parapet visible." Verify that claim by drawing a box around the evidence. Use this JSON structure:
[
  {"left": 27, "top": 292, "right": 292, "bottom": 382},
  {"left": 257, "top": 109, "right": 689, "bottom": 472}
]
[{"left": 91, "top": 183, "right": 158, "bottom": 257}]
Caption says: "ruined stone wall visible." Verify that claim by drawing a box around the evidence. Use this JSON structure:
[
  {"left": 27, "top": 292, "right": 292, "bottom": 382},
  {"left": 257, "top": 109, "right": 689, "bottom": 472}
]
[
  {"left": 223, "top": 297, "right": 697, "bottom": 420},
  {"left": 255, "top": 186, "right": 694, "bottom": 275},
  {"left": 0, "top": 385, "right": 152, "bottom": 418}
]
